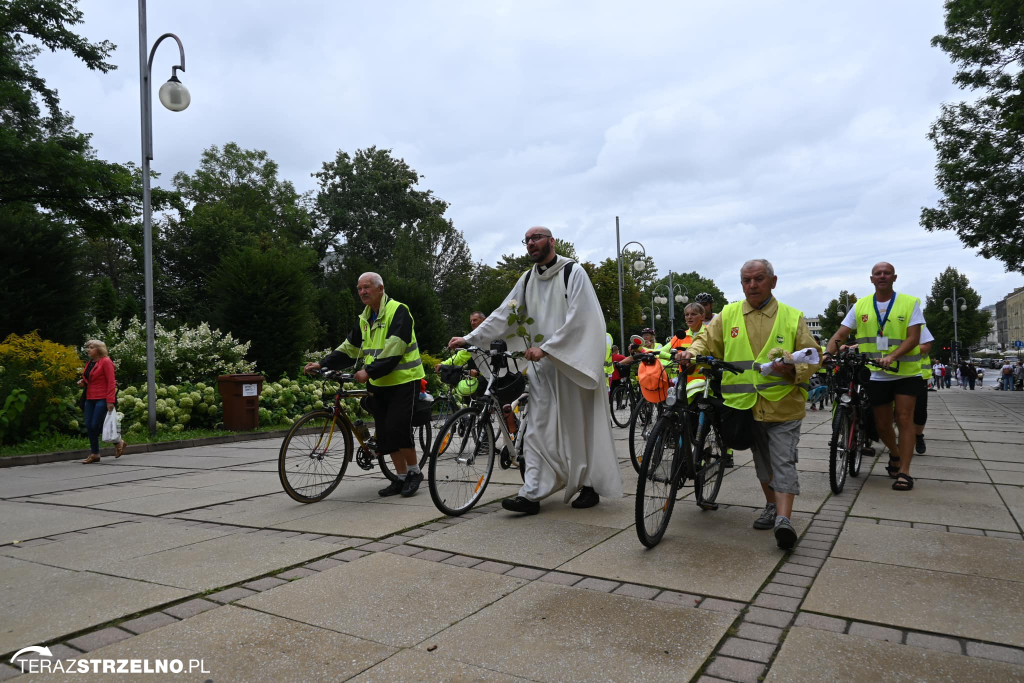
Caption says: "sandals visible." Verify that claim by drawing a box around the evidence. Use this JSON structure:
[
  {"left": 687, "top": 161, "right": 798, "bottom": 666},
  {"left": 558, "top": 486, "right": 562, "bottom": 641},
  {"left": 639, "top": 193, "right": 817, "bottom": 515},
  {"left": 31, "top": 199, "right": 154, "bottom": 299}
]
[
  {"left": 892, "top": 473, "right": 914, "bottom": 491},
  {"left": 114, "top": 440, "right": 126, "bottom": 458},
  {"left": 885, "top": 456, "right": 901, "bottom": 479}
]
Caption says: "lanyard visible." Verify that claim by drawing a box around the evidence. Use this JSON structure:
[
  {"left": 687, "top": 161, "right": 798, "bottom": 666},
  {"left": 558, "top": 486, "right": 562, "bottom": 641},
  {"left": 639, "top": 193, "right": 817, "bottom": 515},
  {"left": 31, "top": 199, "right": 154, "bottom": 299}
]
[{"left": 873, "top": 293, "right": 895, "bottom": 336}]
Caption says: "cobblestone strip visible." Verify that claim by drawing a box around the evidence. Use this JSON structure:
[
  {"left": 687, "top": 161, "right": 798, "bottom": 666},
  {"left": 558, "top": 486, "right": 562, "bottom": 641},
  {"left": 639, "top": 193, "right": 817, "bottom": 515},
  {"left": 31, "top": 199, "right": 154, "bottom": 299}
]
[{"left": 848, "top": 516, "right": 1023, "bottom": 540}]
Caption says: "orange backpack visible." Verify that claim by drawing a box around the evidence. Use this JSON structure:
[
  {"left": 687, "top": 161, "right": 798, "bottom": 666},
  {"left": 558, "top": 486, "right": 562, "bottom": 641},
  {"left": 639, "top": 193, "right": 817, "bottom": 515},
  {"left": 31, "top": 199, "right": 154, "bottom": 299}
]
[{"left": 637, "top": 357, "right": 669, "bottom": 403}]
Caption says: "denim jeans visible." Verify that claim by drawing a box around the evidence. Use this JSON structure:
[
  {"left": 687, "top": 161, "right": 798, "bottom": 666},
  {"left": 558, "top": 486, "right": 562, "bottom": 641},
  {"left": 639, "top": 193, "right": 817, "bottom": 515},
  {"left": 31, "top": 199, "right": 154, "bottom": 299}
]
[
  {"left": 1004, "top": 375, "right": 1014, "bottom": 391},
  {"left": 84, "top": 399, "right": 108, "bottom": 454}
]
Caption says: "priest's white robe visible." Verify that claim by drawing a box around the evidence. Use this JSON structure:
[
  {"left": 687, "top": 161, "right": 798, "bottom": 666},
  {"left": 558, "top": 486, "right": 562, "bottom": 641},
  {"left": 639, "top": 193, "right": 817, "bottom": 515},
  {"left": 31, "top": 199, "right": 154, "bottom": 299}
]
[{"left": 464, "top": 256, "right": 623, "bottom": 503}]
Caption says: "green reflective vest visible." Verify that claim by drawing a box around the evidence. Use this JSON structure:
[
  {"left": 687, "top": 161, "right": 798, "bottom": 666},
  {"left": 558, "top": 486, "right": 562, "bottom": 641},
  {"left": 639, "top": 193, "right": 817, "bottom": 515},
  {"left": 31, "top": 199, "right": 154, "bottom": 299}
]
[
  {"left": 921, "top": 354, "right": 932, "bottom": 381},
  {"left": 852, "top": 294, "right": 921, "bottom": 379},
  {"left": 604, "top": 333, "right": 614, "bottom": 376},
  {"left": 720, "top": 301, "right": 809, "bottom": 410},
  {"left": 351, "top": 295, "right": 425, "bottom": 387}
]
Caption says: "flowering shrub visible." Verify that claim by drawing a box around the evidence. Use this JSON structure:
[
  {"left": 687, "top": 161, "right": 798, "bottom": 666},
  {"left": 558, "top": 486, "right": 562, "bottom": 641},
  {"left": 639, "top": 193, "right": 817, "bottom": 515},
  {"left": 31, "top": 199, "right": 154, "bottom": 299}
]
[
  {"left": 94, "top": 317, "right": 255, "bottom": 385},
  {"left": 0, "top": 332, "right": 81, "bottom": 444}
]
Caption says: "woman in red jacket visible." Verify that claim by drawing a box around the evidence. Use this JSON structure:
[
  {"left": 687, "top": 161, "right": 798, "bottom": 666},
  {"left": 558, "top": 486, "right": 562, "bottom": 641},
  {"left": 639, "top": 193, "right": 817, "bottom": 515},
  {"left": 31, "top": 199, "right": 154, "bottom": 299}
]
[{"left": 78, "top": 340, "right": 126, "bottom": 464}]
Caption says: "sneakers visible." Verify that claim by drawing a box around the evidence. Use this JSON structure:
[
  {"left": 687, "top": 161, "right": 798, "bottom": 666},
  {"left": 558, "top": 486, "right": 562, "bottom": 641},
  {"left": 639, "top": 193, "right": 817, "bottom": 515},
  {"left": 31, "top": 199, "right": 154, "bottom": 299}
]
[
  {"left": 571, "top": 486, "right": 599, "bottom": 509},
  {"left": 774, "top": 517, "right": 797, "bottom": 550},
  {"left": 401, "top": 470, "right": 423, "bottom": 497},
  {"left": 915, "top": 435, "right": 926, "bottom": 454},
  {"left": 501, "top": 496, "right": 540, "bottom": 515},
  {"left": 378, "top": 479, "right": 404, "bottom": 497},
  {"left": 753, "top": 502, "right": 777, "bottom": 530}
]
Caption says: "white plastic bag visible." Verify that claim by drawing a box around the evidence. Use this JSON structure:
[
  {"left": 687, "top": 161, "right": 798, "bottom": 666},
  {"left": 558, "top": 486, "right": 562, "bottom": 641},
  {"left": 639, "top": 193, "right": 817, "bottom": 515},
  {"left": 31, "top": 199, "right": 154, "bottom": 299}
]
[{"left": 101, "top": 409, "right": 121, "bottom": 443}]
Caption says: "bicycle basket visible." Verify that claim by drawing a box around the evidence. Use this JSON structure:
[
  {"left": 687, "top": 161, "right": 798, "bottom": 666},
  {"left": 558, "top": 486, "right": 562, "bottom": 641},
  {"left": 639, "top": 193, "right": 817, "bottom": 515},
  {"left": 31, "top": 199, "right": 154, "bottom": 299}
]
[
  {"left": 638, "top": 361, "right": 669, "bottom": 403},
  {"left": 439, "top": 364, "right": 464, "bottom": 387},
  {"left": 412, "top": 398, "right": 433, "bottom": 426},
  {"left": 491, "top": 371, "right": 526, "bottom": 405}
]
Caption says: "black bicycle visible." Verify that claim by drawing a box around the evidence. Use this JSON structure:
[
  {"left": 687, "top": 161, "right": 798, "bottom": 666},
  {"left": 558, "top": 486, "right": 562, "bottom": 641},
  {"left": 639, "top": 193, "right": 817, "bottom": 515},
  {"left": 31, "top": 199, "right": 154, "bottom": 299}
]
[
  {"left": 635, "top": 356, "right": 741, "bottom": 547},
  {"left": 609, "top": 361, "right": 639, "bottom": 427},
  {"left": 827, "top": 350, "right": 889, "bottom": 493},
  {"left": 627, "top": 351, "right": 665, "bottom": 473}
]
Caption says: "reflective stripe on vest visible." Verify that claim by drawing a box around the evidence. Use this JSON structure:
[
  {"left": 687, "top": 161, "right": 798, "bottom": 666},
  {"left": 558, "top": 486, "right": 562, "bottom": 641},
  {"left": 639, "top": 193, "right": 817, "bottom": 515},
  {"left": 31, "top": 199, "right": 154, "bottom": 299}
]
[
  {"left": 720, "top": 301, "right": 808, "bottom": 410},
  {"left": 357, "top": 295, "right": 426, "bottom": 387},
  {"left": 853, "top": 294, "right": 921, "bottom": 379},
  {"left": 921, "top": 354, "right": 932, "bottom": 381}
]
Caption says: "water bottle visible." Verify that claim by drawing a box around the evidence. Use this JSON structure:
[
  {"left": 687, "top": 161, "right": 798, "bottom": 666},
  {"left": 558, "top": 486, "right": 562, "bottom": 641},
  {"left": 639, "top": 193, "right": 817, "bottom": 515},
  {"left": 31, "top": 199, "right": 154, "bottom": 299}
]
[{"left": 353, "top": 420, "right": 371, "bottom": 442}]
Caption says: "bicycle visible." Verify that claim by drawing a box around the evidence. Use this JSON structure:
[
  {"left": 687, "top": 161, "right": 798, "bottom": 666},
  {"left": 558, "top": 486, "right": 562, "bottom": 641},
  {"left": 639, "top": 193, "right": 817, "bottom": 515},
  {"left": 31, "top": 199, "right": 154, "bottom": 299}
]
[
  {"left": 428, "top": 344, "right": 529, "bottom": 516},
  {"left": 278, "top": 369, "right": 432, "bottom": 503},
  {"left": 628, "top": 351, "right": 665, "bottom": 473},
  {"left": 827, "top": 350, "right": 889, "bottom": 493},
  {"left": 635, "top": 356, "right": 742, "bottom": 548},
  {"left": 609, "top": 361, "right": 639, "bottom": 428}
]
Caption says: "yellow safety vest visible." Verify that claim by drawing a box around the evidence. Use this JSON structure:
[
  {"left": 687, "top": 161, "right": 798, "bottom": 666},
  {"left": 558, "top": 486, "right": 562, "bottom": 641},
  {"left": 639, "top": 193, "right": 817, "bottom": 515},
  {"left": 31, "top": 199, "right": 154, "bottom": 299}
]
[
  {"left": 720, "top": 301, "right": 809, "bottom": 410},
  {"left": 604, "top": 333, "right": 614, "bottom": 377},
  {"left": 852, "top": 294, "right": 921, "bottom": 379},
  {"left": 921, "top": 354, "right": 931, "bottom": 381},
  {"left": 348, "top": 294, "right": 425, "bottom": 387}
]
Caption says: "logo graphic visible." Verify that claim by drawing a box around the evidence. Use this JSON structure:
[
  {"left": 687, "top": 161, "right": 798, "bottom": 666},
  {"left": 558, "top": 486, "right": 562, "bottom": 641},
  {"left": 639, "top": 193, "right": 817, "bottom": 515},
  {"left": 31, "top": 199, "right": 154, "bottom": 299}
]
[
  {"left": 11, "top": 646, "right": 51, "bottom": 663},
  {"left": 776, "top": 335, "right": 784, "bottom": 343},
  {"left": 897, "top": 315, "right": 905, "bottom": 322},
  {"left": 730, "top": 327, "right": 739, "bottom": 338},
  {"left": 861, "top": 314, "right": 869, "bottom": 323}
]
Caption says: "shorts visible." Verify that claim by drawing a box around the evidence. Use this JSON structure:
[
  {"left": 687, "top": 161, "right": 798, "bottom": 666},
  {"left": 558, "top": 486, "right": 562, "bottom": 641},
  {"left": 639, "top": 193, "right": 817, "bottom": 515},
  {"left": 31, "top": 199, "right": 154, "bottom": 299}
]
[
  {"left": 364, "top": 380, "right": 417, "bottom": 454},
  {"left": 749, "top": 420, "right": 801, "bottom": 495},
  {"left": 866, "top": 377, "right": 922, "bottom": 407},
  {"left": 913, "top": 379, "right": 928, "bottom": 426}
]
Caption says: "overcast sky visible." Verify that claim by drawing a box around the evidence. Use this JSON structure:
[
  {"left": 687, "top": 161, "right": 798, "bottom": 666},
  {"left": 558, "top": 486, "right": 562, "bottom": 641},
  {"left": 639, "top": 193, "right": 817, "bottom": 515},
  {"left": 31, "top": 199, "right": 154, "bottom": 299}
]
[{"left": 37, "top": 0, "right": 1024, "bottom": 315}]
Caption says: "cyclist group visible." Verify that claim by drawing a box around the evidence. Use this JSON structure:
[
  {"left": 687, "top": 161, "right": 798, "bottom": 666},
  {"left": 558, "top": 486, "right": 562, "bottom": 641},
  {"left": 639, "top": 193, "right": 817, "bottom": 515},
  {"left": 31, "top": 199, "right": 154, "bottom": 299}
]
[{"left": 303, "top": 227, "right": 931, "bottom": 552}]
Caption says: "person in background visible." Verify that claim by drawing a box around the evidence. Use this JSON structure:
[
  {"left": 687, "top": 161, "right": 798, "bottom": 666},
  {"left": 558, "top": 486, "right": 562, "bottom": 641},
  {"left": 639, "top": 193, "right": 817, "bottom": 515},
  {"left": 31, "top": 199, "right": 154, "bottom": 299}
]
[
  {"left": 79, "top": 340, "right": 126, "bottom": 464},
  {"left": 696, "top": 292, "right": 715, "bottom": 324}
]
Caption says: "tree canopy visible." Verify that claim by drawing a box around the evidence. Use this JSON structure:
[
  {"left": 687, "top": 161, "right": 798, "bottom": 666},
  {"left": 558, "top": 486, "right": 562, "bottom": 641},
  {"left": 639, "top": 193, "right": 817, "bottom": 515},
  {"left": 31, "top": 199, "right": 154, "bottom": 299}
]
[
  {"left": 819, "top": 290, "right": 859, "bottom": 342},
  {"left": 922, "top": 267, "right": 991, "bottom": 360},
  {"left": 922, "top": 0, "right": 1024, "bottom": 273}
]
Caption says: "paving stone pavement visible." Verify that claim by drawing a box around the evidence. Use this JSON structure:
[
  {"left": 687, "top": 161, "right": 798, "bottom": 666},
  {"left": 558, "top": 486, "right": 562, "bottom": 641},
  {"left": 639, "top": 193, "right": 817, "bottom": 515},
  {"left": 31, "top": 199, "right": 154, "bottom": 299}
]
[{"left": 1, "top": 389, "right": 1023, "bottom": 680}]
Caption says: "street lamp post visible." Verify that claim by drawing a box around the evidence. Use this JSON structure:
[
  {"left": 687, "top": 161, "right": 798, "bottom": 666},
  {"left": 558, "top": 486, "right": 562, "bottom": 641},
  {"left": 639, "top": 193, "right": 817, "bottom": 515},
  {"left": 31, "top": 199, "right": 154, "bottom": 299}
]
[
  {"left": 139, "top": 0, "right": 190, "bottom": 434},
  {"left": 615, "top": 216, "right": 647, "bottom": 352},
  {"left": 654, "top": 275, "right": 688, "bottom": 334},
  {"left": 641, "top": 306, "right": 662, "bottom": 337},
  {"left": 943, "top": 287, "right": 968, "bottom": 365}
]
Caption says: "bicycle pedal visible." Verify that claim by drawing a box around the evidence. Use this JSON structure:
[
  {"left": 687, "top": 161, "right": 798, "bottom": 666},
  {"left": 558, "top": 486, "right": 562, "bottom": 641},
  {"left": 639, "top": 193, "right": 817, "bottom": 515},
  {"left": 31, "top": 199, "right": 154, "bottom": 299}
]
[{"left": 697, "top": 502, "right": 719, "bottom": 511}]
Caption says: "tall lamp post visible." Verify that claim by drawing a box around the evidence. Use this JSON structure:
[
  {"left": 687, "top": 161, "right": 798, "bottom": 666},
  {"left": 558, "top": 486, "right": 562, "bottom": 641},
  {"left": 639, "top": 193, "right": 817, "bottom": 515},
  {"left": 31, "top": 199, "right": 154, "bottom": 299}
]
[
  {"left": 615, "top": 216, "right": 647, "bottom": 352},
  {"left": 943, "top": 288, "right": 967, "bottom": 364},
  {"left": 654, "top": 277, "right": 688, "bottom": 334},
  {"left": 139, "top": 0, "right": 190, "bottom": 434}
]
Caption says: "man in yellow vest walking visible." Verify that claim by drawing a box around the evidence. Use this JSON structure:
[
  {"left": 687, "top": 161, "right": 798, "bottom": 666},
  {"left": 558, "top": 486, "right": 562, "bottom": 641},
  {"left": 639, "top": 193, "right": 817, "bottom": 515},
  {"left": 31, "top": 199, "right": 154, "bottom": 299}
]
[
  {"left": 827, "top": 262, "right": 923, "bottom": 492},
  {"left": 681, "top": 259, "right": 819, "bottom": 549},
  {"left": 305, "top": 272, "right": 426, "bottom": 498}
]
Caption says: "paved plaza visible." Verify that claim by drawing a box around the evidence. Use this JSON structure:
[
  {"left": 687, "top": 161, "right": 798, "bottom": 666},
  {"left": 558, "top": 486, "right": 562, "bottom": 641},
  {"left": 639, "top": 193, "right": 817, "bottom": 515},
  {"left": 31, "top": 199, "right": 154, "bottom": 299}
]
[{"left": 2, "top": 389, "right": 1023, "bottom": 681}]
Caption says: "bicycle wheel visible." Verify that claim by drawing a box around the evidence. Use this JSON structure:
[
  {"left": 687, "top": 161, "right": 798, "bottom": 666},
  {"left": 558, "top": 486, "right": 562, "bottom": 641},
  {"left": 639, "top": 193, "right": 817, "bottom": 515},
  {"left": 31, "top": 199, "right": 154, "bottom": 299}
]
[
  {"left": 428, "top": 407, "right": 496, "bottom": 515},
  {"left": 692, "top": 420, "right": 726, "bottom": 506},
  {"left": 279, "top": 410, "right": 352, "bottom": 503},
  {"left": 635, "top": 417, "right": 687, "bottom": 548},
  {"left": 829, "top": 408, "right": 852, "bottom": 493},
  {"left": 848, "top": 410, "right": 865, "bottom": 477},
  {"left": 610, "top": 384, "right": 632, "bottom": 428},
  {"left": 432, "top": 396, "right": 456, "bottom": 429},
  {"left": 628, "top": 400, "right": 657, "bottom": 473},
  {"left": 378, "top": 424, "right": 432, "bottom": 483}
]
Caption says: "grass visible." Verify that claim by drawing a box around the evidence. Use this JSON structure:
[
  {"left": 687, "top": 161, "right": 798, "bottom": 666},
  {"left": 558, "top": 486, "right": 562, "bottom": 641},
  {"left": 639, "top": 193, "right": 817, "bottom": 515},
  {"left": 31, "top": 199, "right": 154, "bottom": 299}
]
[{"left": 0, "top": 422, "right": 292, "bottom": 458}]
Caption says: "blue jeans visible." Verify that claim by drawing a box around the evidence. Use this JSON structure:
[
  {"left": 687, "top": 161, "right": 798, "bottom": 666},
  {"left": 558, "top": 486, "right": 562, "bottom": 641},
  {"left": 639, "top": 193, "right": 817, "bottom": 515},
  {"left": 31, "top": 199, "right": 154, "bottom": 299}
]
[
  {"left": 1004, "top": 375, "right": 1014, "bottom": 391},
  {"left": 84, "top": 399, "right": 108, "bottom": 454}
]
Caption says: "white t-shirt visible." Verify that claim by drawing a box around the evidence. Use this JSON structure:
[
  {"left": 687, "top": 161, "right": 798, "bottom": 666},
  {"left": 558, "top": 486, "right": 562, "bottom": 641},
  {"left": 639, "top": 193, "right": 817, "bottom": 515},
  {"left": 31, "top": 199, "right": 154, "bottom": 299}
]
[{"left": 841, "top": 296, "right": 926, "bottom": 382}]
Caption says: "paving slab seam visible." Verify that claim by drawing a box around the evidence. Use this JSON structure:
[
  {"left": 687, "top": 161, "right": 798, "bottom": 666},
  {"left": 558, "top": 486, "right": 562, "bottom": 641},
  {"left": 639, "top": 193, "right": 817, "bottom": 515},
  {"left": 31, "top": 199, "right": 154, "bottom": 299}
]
[{"left": 849, "top": 515, "right": 1024, "bottom": 539}]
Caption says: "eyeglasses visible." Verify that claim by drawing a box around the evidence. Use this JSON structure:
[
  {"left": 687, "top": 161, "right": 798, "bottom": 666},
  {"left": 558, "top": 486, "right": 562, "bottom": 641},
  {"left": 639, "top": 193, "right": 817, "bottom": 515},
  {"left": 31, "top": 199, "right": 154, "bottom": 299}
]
[{"left": 522, "top": 234, "right": 552, "bottom": 245}]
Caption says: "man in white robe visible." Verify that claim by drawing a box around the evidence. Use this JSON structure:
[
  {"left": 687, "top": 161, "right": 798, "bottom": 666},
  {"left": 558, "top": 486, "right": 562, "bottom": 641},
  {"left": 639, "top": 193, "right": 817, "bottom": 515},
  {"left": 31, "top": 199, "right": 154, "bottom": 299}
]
[{"left": 449, "top": 226, "right": 623, "bottom": 514}]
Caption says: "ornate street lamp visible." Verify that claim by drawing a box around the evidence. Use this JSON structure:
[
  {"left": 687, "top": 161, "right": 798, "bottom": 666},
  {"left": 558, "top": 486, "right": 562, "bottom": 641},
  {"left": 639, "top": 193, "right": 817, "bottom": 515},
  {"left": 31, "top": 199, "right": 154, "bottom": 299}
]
[
  {"left": 615, "top": 216, "right": 648, "bottom": 352},
  {"left": 943, "top": 287, "right": 968, "bottom": 364}
]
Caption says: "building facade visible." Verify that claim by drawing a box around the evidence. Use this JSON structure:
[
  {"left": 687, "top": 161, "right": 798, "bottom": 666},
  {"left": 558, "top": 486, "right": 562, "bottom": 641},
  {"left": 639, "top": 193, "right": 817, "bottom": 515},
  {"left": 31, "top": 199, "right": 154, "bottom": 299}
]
[{"left": 1008, "top": 288, "right": 1024, "bottom": 351}]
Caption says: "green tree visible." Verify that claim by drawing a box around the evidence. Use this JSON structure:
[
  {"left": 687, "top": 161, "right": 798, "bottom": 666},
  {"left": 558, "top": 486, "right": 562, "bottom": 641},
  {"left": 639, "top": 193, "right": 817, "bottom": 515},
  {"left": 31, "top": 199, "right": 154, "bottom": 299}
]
[
  {"left": 650, "top": 271, "right": 727, "bottom": 330},
  {"left": 923, "top": 267, "right": 991, "bottom": 360},
  {"left": 922, "top": 1, "right": 1024, "bottom": 272},
  {"left": 819, "top": 290, "right": 858, "bottom": 342},
  {"left": 160, "top": 143, "right": 316, "bottom": 325},
  {"left": 211, "top": 244, "right": 317, "bottom": 379},
  {"left": 582, "top": 258, "right": 642, "bottom": 347}
]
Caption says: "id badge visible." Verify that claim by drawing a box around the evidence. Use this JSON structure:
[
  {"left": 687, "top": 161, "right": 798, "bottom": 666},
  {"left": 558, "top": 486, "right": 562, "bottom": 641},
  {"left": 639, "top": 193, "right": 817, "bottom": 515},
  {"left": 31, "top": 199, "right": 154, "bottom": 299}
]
[{"left": 877, "top": 336, "right": 889, "bottom": 351}]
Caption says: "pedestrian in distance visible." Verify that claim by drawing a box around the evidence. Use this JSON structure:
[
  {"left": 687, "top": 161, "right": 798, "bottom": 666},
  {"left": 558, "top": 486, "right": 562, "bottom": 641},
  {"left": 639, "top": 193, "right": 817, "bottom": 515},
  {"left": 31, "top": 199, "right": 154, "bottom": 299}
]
[
  {"left": 680, "top": 259, "right": 819, "bottom": 550},
  {"left": 827, "top": 262, "right": 923, "bottom": 492},
  {"left": 449, "top": 226, "right": 623, "bottom": 514},
  {"left": 305, "top": 272, "right": 426, "bottom": 498},
  {"left": 79, "top": 340, "right": 126, "bottom": 464}
]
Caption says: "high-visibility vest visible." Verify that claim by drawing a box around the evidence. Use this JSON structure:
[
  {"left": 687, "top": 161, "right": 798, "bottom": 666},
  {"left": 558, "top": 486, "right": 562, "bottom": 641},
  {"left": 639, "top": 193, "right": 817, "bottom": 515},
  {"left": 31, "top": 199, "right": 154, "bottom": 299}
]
[
  {"left": 720, "top": 301, "right": 809, "bottom": 410},
  {"left": 921, "top": 354, "right": 932, "bottom": 381},
  {"left": 353, "top": 294, "right": 425, "bottom": 387},
  {"left": 604, "top": 333, "right": 614, "bottom": 377},
  {"left": 852, "top": 294, "right": 921, "bottom": 379},
  {"left": 817, "top": 346, "right": 828, "bottom": 374},
  {"left": 660, "top": 325, "right": 707, "bottom": 382}
]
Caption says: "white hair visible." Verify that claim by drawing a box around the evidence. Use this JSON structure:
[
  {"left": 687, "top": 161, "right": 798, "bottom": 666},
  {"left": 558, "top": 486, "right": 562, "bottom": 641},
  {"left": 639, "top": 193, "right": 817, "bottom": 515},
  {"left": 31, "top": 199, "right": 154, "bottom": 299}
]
[
  {"left": 740, "top": 259, "right": 774, "bottom": 278},
  {"left": 358, "top": 272, "right": 384, "bottom": 288}
]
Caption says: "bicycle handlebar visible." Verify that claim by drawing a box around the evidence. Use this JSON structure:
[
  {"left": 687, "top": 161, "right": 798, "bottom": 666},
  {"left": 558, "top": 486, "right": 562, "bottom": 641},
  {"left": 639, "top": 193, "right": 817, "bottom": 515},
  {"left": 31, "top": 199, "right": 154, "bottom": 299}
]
[
  {"left": 834, "top": 349, "right": 899, "bottom": 372},
  {"left": 691, "top": 355, "right": 743, "bottom": 374}
]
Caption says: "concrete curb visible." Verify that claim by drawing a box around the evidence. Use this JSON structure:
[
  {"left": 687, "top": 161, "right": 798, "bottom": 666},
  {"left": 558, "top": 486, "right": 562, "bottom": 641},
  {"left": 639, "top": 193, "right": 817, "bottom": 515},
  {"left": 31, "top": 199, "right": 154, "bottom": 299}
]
[{"left": 0, "top": 429, "right": 292, "bottom": 469}]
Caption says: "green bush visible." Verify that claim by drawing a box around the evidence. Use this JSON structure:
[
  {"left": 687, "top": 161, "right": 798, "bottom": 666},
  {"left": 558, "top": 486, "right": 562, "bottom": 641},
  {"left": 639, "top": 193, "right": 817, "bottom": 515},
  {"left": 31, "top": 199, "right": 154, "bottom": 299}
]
[{"left": 0, "top": 332, "right": 82, "bottom": 444}]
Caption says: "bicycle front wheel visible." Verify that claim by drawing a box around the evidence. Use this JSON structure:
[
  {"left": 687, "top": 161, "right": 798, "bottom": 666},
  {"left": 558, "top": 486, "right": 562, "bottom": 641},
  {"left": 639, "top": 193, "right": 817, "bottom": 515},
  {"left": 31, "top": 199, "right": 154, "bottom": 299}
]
[
  {"left": 610, "top": 384, "right": 632, "bottom": 428},
  {"left": 429, "top": 407, "right": 496, "bottom": 515},
  {"left": 829, "top": 408, "right": 852, "bottom": 493},
  {"left": 628, "top": 400, "right": 657, "bottom": 473},
  {"left": 279, "top": 410, "right": 352, "bottom": 503},
  {"left": 635, "top": 416, "right": 687, "bottom": 548},
  {"left": 693, "top": 421, "right": 726, "bottom": 506}
]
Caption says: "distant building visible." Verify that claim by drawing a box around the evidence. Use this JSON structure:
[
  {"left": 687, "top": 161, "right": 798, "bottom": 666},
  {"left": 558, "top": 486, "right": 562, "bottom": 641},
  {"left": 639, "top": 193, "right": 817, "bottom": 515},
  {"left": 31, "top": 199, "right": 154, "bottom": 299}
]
[
  {"left": 805, "top": 316, "right": 822, "bottom": 340},
  {"left": 980, "top": 304, "right": 998, "bottom": 347},
  {"left": 1008, "top": 288, "right": 1024, "bottom": 350}
]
